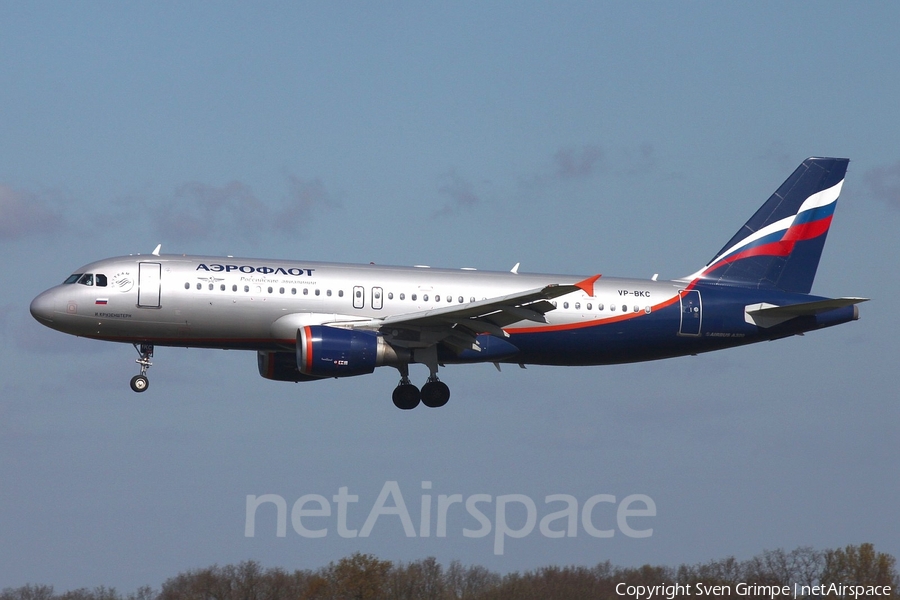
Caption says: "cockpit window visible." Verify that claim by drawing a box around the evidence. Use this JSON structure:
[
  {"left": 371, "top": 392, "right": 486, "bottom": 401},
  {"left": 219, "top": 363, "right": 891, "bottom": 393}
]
[
  {"left": 77, "top": 274, "right": 94, "bottom": 286},
  {"left": 95, "top": 274, "right": 107, "bottom": 287},
  {"left": 64, "top": 274, "right": 82, "bottom": 284}
]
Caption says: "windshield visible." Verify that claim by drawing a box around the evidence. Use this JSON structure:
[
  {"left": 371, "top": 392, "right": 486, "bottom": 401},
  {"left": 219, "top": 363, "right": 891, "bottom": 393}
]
[{"left": 64, "top": 274, "right": 82, "bottom": 284}]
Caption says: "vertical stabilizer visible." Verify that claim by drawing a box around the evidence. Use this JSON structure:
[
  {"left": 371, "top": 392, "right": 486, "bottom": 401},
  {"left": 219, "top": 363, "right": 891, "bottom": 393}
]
[{"left": 690, "top": 157, "right": 848, "bottom": 293}]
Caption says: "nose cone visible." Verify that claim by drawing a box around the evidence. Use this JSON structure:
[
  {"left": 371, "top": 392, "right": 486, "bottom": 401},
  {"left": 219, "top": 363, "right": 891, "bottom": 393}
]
[{"left": 30, "top": 290, "right": 56, "bottom": 325}]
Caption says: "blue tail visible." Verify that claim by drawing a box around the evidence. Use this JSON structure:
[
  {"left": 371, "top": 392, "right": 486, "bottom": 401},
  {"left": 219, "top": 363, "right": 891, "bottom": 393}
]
[{"left": 690, "top": 157, "right": 849, "bottom": 293}]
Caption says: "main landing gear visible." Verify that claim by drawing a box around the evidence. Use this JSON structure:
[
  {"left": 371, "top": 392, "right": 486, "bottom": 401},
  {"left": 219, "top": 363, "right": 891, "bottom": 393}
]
[
  {"left": 391, "top": 363, "right": 451, "bottom": 410},
  {"left": 130, "top": 343, "right": 154, "bottom": 393}
]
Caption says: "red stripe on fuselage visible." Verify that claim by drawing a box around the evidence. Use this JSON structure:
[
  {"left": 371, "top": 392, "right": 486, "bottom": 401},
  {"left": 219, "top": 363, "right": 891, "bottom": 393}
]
[{"left": 506, "top": 293, "right": 681, "bottom": 335}]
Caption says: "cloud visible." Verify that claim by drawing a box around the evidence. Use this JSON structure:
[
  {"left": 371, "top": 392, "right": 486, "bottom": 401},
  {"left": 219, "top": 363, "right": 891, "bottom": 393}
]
[
  {"left": 756, "top": 141, "right": 794, "bottom": 171},
  {"left": 518, "top": 142, "right": 659, "bottom": 193},
  {"left": 0, "top": 185, "right": 65, "bottom": 240},
  {"left": 433, "top": 171, "right": 482, "bottom": 218},
  {"left": 275, "top": 175, "right": 337, "bottom": 234},
  {"left": 863, "top": 161, "right": 900, "bottom": 207},
  {"left": 553, "top": 145, "right": 605, "bottom": 179},
  {"left": 151, "top": 175, "right": 336, "bottom": 244}
]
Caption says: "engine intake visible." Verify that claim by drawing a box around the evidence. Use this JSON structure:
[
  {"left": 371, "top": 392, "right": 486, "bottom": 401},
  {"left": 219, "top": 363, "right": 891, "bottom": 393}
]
[{"left": 298, "top": 326, "right": 400, "bottom": 378}]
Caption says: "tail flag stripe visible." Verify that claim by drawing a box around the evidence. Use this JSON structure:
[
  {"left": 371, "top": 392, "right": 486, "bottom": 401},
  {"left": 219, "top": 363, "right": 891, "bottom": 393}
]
[{"left": 688, "top": 158, "right": 848, "bottom": 293}]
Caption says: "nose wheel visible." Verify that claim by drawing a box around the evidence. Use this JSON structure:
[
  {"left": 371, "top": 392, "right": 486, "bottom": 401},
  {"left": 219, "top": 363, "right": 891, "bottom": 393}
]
[{"left": 130, "top": 343, "right": 154, "bottom": 393}]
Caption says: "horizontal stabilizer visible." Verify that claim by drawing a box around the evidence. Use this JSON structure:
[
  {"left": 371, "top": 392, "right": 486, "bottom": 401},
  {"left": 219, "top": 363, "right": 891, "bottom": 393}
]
[{"left": 745, "top": 297, "right": 868, "bottom": 328}]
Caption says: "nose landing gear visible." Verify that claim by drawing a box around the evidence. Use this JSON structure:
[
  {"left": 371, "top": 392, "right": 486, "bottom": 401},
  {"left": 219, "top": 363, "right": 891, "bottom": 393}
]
[{"left": 130, "top": 343, "right": 154, "bottom": 393}]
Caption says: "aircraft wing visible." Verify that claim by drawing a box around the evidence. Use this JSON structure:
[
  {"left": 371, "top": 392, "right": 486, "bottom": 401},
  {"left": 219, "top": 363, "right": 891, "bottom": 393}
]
[{"left": 332, "top": 274, "right": 601, "bottom": 351}]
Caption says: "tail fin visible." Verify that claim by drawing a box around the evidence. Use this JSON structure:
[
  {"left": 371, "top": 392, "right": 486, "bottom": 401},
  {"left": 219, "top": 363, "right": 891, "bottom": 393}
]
[{"left": 689, "top": 157, "right": 849, "bottom": 293}]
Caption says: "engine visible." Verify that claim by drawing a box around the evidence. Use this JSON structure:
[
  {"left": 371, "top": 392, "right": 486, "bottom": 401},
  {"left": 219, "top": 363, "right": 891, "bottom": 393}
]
[
  {"left": 258, "top": 327, "right": 408, "bottom": 382},
  {"left": 257, "top": 351, "right": 323, "bottom": 382},
  {"left": 298, "top": 326, "right": 404, "bottom": 378}
]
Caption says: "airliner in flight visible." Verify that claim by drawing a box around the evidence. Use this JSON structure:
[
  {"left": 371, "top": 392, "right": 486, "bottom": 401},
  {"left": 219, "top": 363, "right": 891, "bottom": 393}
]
[{"left": 30, "top": 157, "right": 865, "bottom": 409}]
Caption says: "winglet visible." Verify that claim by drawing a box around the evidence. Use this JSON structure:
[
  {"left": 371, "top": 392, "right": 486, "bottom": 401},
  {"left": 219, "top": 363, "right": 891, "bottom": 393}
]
[{"left": 574, "top": 274, "right": 601, "bottom": 296}]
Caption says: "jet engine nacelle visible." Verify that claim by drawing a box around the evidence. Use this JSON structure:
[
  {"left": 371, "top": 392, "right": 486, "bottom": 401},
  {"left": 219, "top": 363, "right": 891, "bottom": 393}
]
[
  {"left": 298, "top": 326, "right": 402, "bottom": 378},
  {"left": 257, "top": 351, "right": 323, "bottom": 382}
]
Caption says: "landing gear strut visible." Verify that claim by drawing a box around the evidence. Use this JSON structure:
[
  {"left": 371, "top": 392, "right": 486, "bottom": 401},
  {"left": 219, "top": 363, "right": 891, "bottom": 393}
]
[
  {"left": 390, "top": 358, "right": 451, "bottom": 410},
  {"left": 130, "top": 343, "right": 154, "bottom": 393},
  {"left": 392, "top": 364, "right": 420, "bottom": 410}
]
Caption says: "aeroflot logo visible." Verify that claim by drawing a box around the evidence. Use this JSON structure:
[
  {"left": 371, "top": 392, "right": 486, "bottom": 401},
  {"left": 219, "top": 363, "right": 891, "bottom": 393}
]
[{"left": 196, "top": 263, "right": 316, "bottom": 277}]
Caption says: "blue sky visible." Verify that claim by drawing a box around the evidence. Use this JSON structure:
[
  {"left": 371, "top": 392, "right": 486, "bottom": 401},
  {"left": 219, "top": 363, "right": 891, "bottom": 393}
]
[{"left": 1, "top": 2, "right": 899, "bottom": 590}]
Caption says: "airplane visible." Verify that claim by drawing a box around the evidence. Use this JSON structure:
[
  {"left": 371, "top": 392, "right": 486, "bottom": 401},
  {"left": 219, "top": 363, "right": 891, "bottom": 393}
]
[{"left": 30, "top": 157, "right": 866, "bottom": 409}]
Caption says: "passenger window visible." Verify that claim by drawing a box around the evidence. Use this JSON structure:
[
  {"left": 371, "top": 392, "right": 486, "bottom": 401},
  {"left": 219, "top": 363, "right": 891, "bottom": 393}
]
[
  {"left": 268, "top": 287, "right": 273, "bottom": 293},
  {"left": 622, "top": 304, "right": 627, "bottom": 312},
  {"left": 634, "top": 305, "right": 639, "bottom": 312},
  {"left": 315, "top": 289, "right": 320, "bottom": 296},
  {"left": 470, "top": 297, "right": 475, "bottom": 302},
  {"left": 575, "top": 302, "right": 581, "bottom": 309},
  {"left": 459, "top": 296, "right": 464, "bottom": 303},
  {"left": 196, "top": 283, "right": 202, "bottom": 290},
  {"left": 184, "top": 282, "right": 190, "bottom": 290},
  {"left": 412, "top": 294, "right": 417, "bottom": 301},
  {"left": 327, "top": 290, "right": 332, "bottom": 297},
  {"left": 233, "top": 285, "right": 238, "bottom": 292},
  {"left": 279, "top": 287, "right": 285, "bottom": 294},
  {"left": 435, "top": 295, "right": 440, "bottom": 302},
  {"left": 338, "top": 290, "right": 344, "bottom": 297},
  {"left": 244, "top": 285, "right": 250, "bottom": 292},
  {"left": 587, "top": 303, "right": 592, "bottom": 310},
  {"left": 291, "top": 288, "right": 296, "bottom": 295},
  {"left": 611, "top": 304, "right": 616, "bottom": 312},
  {"left": 400, "top": 293, "right": 405, "bottom": 300},
  {"left": 303, "top": 288, "right": 309, "bottom": 295},
  {"left": 423, "top": 294, "right": 429, "bottom": 301},
  {"left": 563, "top": 302, "right": 569, "bottom": 309},
  {"left": 598, "top": 303, "right": 604, "bottom": 311},
  {"left": 388, "top": 292, "right": 393, "bottom": 300},
  {"left": 220, "top": 284, "right": 226, "bottom": 291},
  {"left": 96, "top": 274, "right": 107, "bottom": 287}
]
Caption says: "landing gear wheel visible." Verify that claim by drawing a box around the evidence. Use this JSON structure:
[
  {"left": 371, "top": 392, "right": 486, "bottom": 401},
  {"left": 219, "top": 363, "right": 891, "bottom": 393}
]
[
  {"left": 130, "top": 374, "right": 149, "bottom": 393},
  {"left": 421, "top": 380, "right": 450, "bottom": 408},
  {"left": 392, "top": 383, "right": 421, "bottom": 410},
  {"left": 131, "top": 343, "right": 154, "bottom": 393}
]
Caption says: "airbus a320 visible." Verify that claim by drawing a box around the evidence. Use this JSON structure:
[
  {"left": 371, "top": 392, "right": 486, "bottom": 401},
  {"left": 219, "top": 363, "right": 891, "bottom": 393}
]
[{"left": 30, "top": 157, "right": 866, "bottom": 409}]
